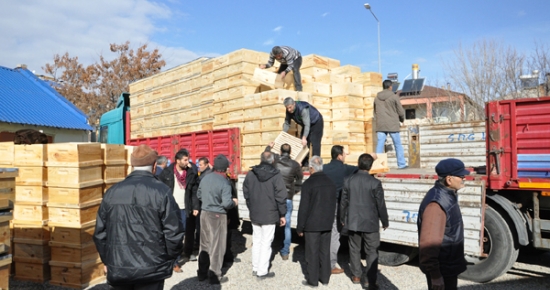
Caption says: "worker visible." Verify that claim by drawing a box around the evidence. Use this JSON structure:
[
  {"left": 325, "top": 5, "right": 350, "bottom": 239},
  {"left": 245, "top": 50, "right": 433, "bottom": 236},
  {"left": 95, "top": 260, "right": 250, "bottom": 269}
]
[{"left": 260, "top": 46, "right": 303, "bottom": 91}]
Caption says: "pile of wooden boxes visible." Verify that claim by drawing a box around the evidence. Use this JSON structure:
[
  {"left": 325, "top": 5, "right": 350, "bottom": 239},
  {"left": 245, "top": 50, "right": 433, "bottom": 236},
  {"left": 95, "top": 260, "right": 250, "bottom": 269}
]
[{"left": 0, "top": 166, "right": 16, "bottom": 290}]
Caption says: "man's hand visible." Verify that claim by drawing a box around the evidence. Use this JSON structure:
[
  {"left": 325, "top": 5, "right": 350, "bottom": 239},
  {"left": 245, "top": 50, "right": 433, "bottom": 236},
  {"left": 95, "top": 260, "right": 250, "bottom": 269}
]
[
  {"left": 232, "top": 198, "right": 238, "bottom": 206},
  {"left": 280, "top": 71, "right": 286, "bottom": 79},
  {"left": 269, "top": 142, "right": 275, "bottom": 148},
  {"left": 431, "top": 276, "right": 445, "bottom": 290},
  {"left": 297, "top": 231, "right": 303, "bottom": 237},
  {"left": 279, "top": 217, "right": 286, "bottom": 227},
  {"left": 104, "top": 265, "right": 108, "bottom": 274},
  {"left": 301, "top": 137, "right": 307, "bottom": 147},
  {"left": 193, "top": 210, "right": 199, "bottom": 216},
  {"left": 383, "top": 226, "right": 388, "bottom": 231},
  {"left": 259, "top": 64, "right": 266, "bottom": 69}
]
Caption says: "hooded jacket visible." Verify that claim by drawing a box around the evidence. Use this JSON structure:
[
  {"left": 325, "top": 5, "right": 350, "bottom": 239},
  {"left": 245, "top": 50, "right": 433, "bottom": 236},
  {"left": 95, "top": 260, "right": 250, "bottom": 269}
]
[
  {"left": 158, "top": 163, "right": 199, "bottom": 215},
  {"left": 243, "top": 162, "right": 287, "bottom": 225},
  {"left": 374, "top": 89, "right": 406, "bottom": 132}
]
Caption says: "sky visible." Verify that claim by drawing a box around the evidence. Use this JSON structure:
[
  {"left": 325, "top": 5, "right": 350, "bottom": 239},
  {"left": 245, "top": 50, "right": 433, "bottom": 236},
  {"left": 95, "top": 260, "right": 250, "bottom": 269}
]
[{"left": 1, "top": 0, "right": 549, "bottom": 88}]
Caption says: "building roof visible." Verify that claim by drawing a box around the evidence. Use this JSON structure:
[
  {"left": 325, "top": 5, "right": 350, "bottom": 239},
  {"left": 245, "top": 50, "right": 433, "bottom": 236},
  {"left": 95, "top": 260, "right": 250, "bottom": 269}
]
[
  {"left": 0, "top": 66, "right": 92, "bottom": 131},
  {"left": 398, "top": 85, "right": 463, "bottom": 100}
]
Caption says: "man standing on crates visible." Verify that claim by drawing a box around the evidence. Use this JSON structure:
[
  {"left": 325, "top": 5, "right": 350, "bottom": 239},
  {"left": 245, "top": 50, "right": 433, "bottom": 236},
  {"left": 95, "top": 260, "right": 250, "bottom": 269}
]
[{"left": 259, "top": 46, "right": 303, "bottom": 91}]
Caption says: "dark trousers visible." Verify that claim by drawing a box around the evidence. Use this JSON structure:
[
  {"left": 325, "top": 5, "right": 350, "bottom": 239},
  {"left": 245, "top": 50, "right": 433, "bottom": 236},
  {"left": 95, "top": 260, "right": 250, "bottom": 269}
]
[
  {"left": 278, "top": 56, "right": 303, "bottom": 91},
  {"left": 224, "top": 229, "right": 233, "bottom": 263},
  {"left": 426, "top": 274, "right": 458, "bottom": 290},
  {"left": 304, "top": 231, "right": 331, "bottom": 286},
  {"left": 109, "top": 280, "right": 164, "bottom": 290},
  {"left": 301, "top": 117, "right": 324, "bottom": 166},
  {"left": 183, "top": 211, "right": 201, "bottom": 257},
  {"left": 348, "top": 231, "right": 380, "bottom": 285}
]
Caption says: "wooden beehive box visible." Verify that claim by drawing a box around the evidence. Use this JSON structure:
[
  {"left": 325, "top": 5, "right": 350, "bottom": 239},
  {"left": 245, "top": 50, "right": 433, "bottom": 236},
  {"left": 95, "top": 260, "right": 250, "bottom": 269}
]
[
  {"left": 251, "top": 68, "right": 284, "bottom": 89},
  {"left": 100, "top": 144, "right": 126, "bottom": 165},
  {"left": 14, "top": 144, "right": 47, "bottom": 166},
  {"left": 13, "top": 238, "right": 50, "bottom": 263},
  {"left": 49, "top": 240, "right": 98, "bottom": 264},
  {"left": 15, "top": 166, "right": 47, "bottom": 186},
  {"left": 14, "top": 261, "right": 50, "bottom": 283},
  {"left": 13, "top": 204, "right": 48, "bottom": 223},
  {"left": 0, "top": 218, "right": 11, "bottom": 256},
  {"left": 50, "top": 225, "right": 94, "bottom": 245},
  {"left": 0, "top": 256, "right": 11, "bottom": 290},
  {"left": 0, "top": 142, "right": 14, "bottom": 167},
  {"left": 0, "top": 168, "right": 17, "bottom": 203},
  {"left": 48, "top": 184, "right": 103, "bottom": 205},
  {"left": 13, "top": 224, "right": 50, "bottom": 241},
  {"left": 103, "top": 165, "right": 126, "bottom": 184},
  {"left": 47, "top": 199, "right": 101, "bottom": 228},
  {"left": 49, "top": 258, "right": 105, "bottom": 289},
  {"left": 15, "top": 185, "right": 48, "bottom": 204},
  {"left": 46, "top": 143, "right": 103, "bottom": 167},
  {"left": 47, "top": 166, "right": 103, "bottom": 188},
  {"left": 369, "top": 153, "right": 390, "bottom": 174}
]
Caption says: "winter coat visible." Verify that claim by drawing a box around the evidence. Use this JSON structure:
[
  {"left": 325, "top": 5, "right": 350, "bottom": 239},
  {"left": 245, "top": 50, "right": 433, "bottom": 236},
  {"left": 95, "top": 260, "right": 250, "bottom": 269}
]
[
  {"left": 264, "top": 146, "right": 303, "bottom": 199},
  {"left": 296, "top": 172, "right": 337, "bottom": 233},
  {"left": 374, "top": 89, "right": 405, "bottom": 132},
  {"left": 340, "top": 171, "right": 389, "bottom": 232},
  {"left": 158, "top": 163, "right": 200, "bottom": 215},
  {"left": 94, "top": 170, "right": 184, "bottom": 285},
  {"left": 197, "top": 172, "right": 235, "bottom": 214},
  {"left": 243, "top": 162, "right": 287, "bottom": 225}
]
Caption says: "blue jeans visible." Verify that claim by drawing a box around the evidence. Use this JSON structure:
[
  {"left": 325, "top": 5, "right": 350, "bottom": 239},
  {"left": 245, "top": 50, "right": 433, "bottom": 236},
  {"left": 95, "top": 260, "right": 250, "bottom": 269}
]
[
  {"left": 376, "top": 131, "right": 407, "bottom": 168},
  {"left": 280, "top": 199, "right": 293, "bottom": 256},
  {"left": 180, "top": 209, "right": 186, "bottom": 233}
]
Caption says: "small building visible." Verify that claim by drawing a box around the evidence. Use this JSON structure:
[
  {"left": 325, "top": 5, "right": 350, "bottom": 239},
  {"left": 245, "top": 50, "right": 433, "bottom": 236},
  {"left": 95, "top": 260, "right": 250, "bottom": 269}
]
[{"left": 0, "top": 65, "right": 92, "bottom": 142}]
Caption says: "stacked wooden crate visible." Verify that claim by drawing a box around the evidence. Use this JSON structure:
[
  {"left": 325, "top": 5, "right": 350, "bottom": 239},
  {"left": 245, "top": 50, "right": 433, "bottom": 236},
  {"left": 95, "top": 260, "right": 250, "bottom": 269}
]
[
  {"left": 12, "top": 144, "right": 51, "bottom": 283},
  {"left": 45, "top": 143, "right": 105, "bottom": 288},
  {"left": 101, "top": 144, "right": 126, "bottom": 194},
  {"left": 0, "top": 167, "right": 16, "bottom": 290}
]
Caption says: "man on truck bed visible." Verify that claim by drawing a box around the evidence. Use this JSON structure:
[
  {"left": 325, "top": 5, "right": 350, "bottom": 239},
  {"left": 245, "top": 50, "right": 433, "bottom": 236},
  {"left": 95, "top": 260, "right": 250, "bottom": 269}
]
[
  {"left": 417, "top": 158, "right": 469, "bottom": 290},
  {"left": 260, "top": 45, "right": 303, "bottom": 91}
]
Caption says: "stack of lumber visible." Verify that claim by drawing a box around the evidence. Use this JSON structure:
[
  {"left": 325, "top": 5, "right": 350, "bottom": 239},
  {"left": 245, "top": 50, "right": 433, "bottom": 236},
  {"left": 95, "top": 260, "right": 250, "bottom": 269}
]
[
  {"left": 11, "top": 144, "right": 51, "bottom": 283},
  {"left": 45, "top": 143, "right": 105, "bottom": 288},
  {"left": 129, "top": 49, "right": 383, "bottom": 171},
  {"left": 101, "top": 144, "right": 126, "bottom": 194},
  {"left": 0, "top": 168, "right": 16, "bottom": 290}
]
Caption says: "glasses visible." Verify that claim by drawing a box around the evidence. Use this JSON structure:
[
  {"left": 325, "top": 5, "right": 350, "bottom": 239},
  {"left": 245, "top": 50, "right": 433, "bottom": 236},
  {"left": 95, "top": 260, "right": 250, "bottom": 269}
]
[{"left": 452, "top": 175, "right": 465, "bottom": 179}]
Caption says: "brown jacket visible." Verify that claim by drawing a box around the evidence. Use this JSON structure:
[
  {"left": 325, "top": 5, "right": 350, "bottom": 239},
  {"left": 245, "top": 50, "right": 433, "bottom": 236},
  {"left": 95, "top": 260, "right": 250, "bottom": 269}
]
[{"left": 374, "top": 89, "right": 405, "bottom": 132}]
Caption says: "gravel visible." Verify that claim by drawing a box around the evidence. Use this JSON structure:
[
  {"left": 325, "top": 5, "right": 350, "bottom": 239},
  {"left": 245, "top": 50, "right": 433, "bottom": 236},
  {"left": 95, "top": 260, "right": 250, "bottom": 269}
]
[{"left": 10, "top": 224, "right": 550, "bottom": 289}]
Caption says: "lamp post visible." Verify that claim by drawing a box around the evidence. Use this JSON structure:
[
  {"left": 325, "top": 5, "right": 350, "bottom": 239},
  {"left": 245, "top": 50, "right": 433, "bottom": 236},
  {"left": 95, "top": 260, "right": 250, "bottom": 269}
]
[{"left": 364, "top": 3, "right": 381, "bottom": 74}]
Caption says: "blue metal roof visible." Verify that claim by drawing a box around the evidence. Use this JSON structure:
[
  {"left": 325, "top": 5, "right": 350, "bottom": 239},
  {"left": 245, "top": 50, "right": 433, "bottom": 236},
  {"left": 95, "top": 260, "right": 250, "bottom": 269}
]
[{"left": 0, "top": 66, "right": 92, "bottom": 131}]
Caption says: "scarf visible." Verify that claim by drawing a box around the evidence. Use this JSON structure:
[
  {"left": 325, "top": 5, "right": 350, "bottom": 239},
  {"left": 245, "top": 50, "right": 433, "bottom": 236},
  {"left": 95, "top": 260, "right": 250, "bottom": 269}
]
[{"left": 174, "top": 165, "right": 187, "bottom": 189}]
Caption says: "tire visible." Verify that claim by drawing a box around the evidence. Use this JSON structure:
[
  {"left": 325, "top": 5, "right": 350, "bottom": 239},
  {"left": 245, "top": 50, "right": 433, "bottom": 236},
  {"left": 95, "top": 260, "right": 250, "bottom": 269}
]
[
  {"left": 459, "top": 206, "right": 519, "bottom": 283},
  {"left": 379, "top": 243, "right": 418, "bottom": 266}
]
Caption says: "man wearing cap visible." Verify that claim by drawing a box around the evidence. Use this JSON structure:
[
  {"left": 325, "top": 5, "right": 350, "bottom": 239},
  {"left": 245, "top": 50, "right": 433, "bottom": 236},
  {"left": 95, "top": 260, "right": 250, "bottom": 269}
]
[
  {"left": 417, "top": 158, "right": 469, "bottom": 290},
  {"left": 94, "top": 145, "right": 184, "bottom": 290},
  {"left": 197, "top": 154, "right": 238, "bottom": 284},
  {"left": 259, "top": 45, "right": 303, "bottom": 91}
]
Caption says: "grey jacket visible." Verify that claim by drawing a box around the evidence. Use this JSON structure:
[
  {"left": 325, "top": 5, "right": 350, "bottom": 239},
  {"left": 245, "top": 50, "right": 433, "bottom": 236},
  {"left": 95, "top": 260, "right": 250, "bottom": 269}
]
[
  {"left": 197, "top": 172, "right": 235, "bottom": 214},
  {"left": 374, "top": 89, "right": 405, "bottom": 132}
]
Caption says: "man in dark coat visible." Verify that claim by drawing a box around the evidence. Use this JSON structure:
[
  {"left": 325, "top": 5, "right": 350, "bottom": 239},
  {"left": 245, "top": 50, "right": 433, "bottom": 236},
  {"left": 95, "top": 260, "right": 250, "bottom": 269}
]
[
  {"left": 340, "top": 154, "right": 389, "bottom": 290},
  {"left": 243, "top": 151, "right": 287, "bottom": 280},
  {"left": 94, "top": 144, "right": 184, "bottom": 290},
  {"left": 158, "top": 149, "right": 199, "bottom": 271},
  {"left": 296, "top": 156, "right": 337, "bottom": 287}
]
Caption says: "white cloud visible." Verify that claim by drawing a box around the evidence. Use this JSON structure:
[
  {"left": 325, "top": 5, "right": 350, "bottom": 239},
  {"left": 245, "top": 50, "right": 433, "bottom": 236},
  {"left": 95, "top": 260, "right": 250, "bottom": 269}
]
[
  {"left": 263, "top": 39, "right": 274, "bottom": 46},
  {"left": 0, "top": 0, "right": 201, "bottom": 74},
  {"left": 273, "top": 26, "right": 283, "bottom": 32},
  {"left": 321, "top": 12, "right": 329, "bottom": 17}
]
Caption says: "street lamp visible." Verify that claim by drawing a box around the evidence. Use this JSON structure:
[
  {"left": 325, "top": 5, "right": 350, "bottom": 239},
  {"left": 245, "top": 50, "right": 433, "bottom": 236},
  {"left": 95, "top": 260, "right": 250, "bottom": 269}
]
[{"left": 364, "top": 3, "right": 381, "bottom": 74}]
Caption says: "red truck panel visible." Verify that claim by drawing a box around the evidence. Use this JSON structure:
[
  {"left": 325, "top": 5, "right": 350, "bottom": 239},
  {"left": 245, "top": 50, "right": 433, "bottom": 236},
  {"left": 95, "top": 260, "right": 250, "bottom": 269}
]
[{"left": 486, "top": 96, "right": 550, "bottom": 190}]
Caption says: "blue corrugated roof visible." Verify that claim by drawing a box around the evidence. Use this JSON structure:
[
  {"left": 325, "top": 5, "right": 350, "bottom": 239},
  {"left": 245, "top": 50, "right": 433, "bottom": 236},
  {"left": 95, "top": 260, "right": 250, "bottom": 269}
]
[{"left": 0, "top": 66, "right": 92, "bottom": 131}]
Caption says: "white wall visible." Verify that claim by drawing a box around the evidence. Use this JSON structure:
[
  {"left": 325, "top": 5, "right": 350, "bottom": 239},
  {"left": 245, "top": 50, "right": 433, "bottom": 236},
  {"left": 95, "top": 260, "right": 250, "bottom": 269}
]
[{"left": 0, "top": 123, "right": 89, "bottom": 143}]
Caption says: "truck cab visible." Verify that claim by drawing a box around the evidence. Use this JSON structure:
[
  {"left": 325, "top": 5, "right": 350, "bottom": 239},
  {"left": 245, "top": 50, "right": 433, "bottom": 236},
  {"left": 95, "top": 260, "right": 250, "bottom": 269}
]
[{"left": 98, "top": 93, "right": 130, "bottom": 144}]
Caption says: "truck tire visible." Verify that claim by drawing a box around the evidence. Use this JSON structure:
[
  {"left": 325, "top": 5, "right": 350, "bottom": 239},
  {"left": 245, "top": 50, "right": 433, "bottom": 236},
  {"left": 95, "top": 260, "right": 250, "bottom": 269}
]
[
  {"left": 459, "top": 206, "right": 519, "bottom": 283},
  {"left": 379, "top": 243, "right": 418, "bottom": 266}
]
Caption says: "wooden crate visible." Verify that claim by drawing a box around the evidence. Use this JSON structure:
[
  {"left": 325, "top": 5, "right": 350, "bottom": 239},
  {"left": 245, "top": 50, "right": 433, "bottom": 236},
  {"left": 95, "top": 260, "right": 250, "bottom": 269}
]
[
  {"left": 14, "top": 144, "right": 47, "bottom": 166},
  {"left": 103, "top": 165, "right": 126, "bottom": 184},
  {"left": 125, "top": 146, "right": 135, "bottom": 165},
  {"left": 49, "top": 259, "right": 105, "bottom": 289},
  {"left": 50, "top": 225, "right": 95, "bottom": 245},
  {"left": 103, "top": 182, "right": 116, "bottom": 194},
  {"left": 15, "top": 185, "right": 48, "bottom": 204},
  {"left": 0, "top": 142, "right": 14, "bottom": 167},
  {"left": 48, "top": 184, "right": 103, "bottom": 205},
  {"left": 47, "top": 199, "right": 101, "bottom": 228},
  {"left": 13, "top": 204, "right": 48, "bottom": 223},
  {"left": 0, "top": 168, "right": 16, "bottom": 203},
  {"left": 49, "top": 241, "right": 99, "bottom": 264},
  {"left": 46, "top": 143, "right": 103, "bottom": 167},
  {"left": 100, "top": 144, "right": 126, "bottom": 165},
  {"left": 301, "top": 54, "right": 340, "bottom": 69},
  {"left": 14, "top": 261, "right": 50, "bottom": 283},
  {"left": 251, "top": 68, "right": 284, "bottom": 89},
  {"left": 0, "top": 256, "right": 10, "bottom": 290},
  {"left": 13, "top": 224, "right": 50, "bottom": 241},
  {"left": 15, "top": 166, "right": 47, "bottom": 186},
  {"left": 332, "top": 120, "right": 366, "bottom": 133},
  {"left": 261, "top": 117, "right": 285, "bottom": 131},
  {"left": 0, "top": 220, "right": 10, "bottom": 255},
  {"left": 13, "top": 238, "right": 50, "bottom": 263},
  {"left": 47, "top": 166, "right": 103, "bottom": 188},
  {"left": 331, "top": 108, "right": 366, "bottom": 122},
  {"left": 270, "top": 131, "right": 309, "bottom": 163},
  {"left": 261, "top": 104, "right": 286, "bottom": 119}
]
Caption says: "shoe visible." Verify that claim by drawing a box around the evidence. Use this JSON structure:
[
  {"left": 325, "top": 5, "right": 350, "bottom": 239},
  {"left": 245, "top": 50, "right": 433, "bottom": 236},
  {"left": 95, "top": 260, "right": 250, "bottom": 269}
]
[
  {"left": 252, "top": 271, "right": 257, "bottom": 276},
  {"left": 256, "top": 272, "right": 275, "bottom": 280},
  {"left": 209, "top": 275, "right": 229, "bottom": 284},
  {"left": 331, "top": 267, "right": 344, "bottom": 274},
  {"left": 366, "top": 283, "right": 379, "bottom": 290},
  {"left": 197, "top": 271, "right": 207, "bottom": 282},
  {"left": 352, "top": 276, "right": 361, "bottom": 284},
  {"left": 281, "top": 254, "right": 289, "bottom": 261},
  {"left": 301, "top": 280, "right": 318, "bottom": 288},
  {"left": 397, "top": 166, "right": 408, "bottom": 170},
  {"left": 173, "top": 264, "right": 183, "bottom": 273},
  {"left": 189, "top": 254, "right": 197, "bottom": 261}
]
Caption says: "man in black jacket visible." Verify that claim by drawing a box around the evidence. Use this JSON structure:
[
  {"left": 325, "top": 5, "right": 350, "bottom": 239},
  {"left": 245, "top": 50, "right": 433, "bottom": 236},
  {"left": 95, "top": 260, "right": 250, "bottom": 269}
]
[
  {"left": 94, "top": 145, "right": 184, "bottom": 290},
  {"left": 340, "top": 154, "right": 389, "bottom": 290},
  {"left": 158, "top": 149, "right": 199, "bottom": 270},
  {"left": 297, "top": 156, "right": 337, "bottom": 287},
  {"left": 265, "top": 142, "right": 303, "bottom": 260},
  {"left": 243, "top": 151, "right": 287, "bottom": 280}
]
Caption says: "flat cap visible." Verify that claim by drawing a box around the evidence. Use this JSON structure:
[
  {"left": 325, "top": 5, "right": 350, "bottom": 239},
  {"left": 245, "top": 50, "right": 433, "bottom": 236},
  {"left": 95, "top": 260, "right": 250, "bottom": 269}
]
[{"left": 435, "top": 158, "right": 470, "bottom": 177}]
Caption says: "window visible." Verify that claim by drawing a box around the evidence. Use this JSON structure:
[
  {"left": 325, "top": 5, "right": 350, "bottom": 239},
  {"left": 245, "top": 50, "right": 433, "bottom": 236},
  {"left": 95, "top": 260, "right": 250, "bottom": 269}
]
[
  {"left": 405, "top": 109, "right": 416, "bottom": 120},
  {"left": 99, "top": 126, "right": 108, "bottom": 143}
]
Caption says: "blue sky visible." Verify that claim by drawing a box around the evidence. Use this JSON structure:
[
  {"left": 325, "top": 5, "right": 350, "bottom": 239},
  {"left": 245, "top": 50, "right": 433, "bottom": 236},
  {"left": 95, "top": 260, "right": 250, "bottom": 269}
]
[{"left": 1, "top": 0, "right": 549, "bottom": 87}]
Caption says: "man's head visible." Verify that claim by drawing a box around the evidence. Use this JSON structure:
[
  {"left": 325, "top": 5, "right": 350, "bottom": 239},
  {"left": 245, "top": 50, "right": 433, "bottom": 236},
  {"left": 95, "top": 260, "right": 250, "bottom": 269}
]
[
  {"left": 383, "top": 79, "right": 393, "bottom": 90},
  {"left": 272, "top": 46, "right": 283, "bottom": 60},
  {"left": 283, "top": 97, "right": 296, "bottom": 114},
  {"left": 331, "top": 145, "right": 347, "bottom": 162},
  {"left": 309, "top": 156, "right": 323, "bottom": 174},
  {"left": 198, "top": 157, "right": 209, "bottom": 173},
  {"left": 156, "top": 155, "right": 168, "bottom": 169},
  {"left": 358, "top": 153, "right": 375, "bottom": 171},
  {"left": 436, "top": 158, "right": 470, "bottom": 191},
  {"left": 131, "top": 144, "right": 158, "bottom": 172},
  {"left": 280, "top": 143, "right": 292, "bottom": 155},
  {"left": 261, "top": 151, "right": 275, "bottom": 164},
  {"left": 213, "top": 154, "right": 230, "bottom": 173},
  {"left": 175, "top": 149, "right": 190, "bottom": 170}
]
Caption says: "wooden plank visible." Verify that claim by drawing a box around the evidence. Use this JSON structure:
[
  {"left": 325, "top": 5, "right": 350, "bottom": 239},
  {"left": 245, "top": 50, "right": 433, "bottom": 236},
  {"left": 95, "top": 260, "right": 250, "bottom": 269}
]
[
  {"left": 14, "top": 261, "right": 50, "bottom": 282},
  {"left": 48, "top": 184, "right": 103, "bottom": 205},
  {"left": 49, "top": 259, "right": 105, "bottom": 289},
  {"left": 46, "top": 143, "right": 103, "bottom": 167},
  {"left": 46, "top": 166, "right": 103, "bottom": 189},
  {"left": 100, "top": 144, "right": 126, "bottom": 165},
  {"left": 49, "top": 241, "right": 99, "bottom": 264},
  {"left": 13, "top": 204, "right": 48, "bottom": 222},
  {"left": 0, "top": 142, "right": 14, "bottom": 166},
  {"left": 50, "top": 225, "right": 95, "bottom": 245},
  {"left": 15, "top": 185, "right": 48, "bottom": 204},
  {"left": 270, "top": 132, "right": 309, "bottom": 163},
  {"left": 15, "top": 166, "right": 47, "bottom": 186},
  {"left": 47, "top": 199, "right": 101, "bottom": 228},
  {"left": 14, "top": 144, "right": 47, "bottom": 166}
]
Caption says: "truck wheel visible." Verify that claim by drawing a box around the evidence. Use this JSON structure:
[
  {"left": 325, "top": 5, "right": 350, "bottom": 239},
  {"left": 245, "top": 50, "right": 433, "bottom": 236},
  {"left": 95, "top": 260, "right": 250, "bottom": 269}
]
[
  {"left": 459, "top": 206, "right": 519, "bottom": 282},
  {"left": 379, "top": 243, "right": 418, "bottom": 266}
]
